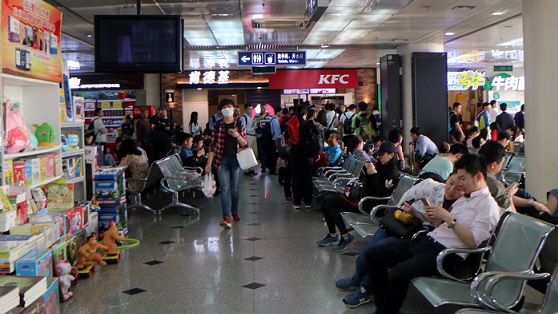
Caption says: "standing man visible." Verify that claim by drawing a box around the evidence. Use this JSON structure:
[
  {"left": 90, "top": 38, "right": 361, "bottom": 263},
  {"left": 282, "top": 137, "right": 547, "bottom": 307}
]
[
  {"left": 495, "top": 103, "right": 515, "bottom": 131},
  {"left": 410, "top": 127, "right": 438, "bottom": 168},
  {"left": 449, "top": 102, "right": 464, "bottom": 142},
  {"left": 488, "top": 99, "right": 499, "bottom": 125},
  {"left": 149, "top": 108, "right": 173, "bottom": 161},
  {"left": 362, "top": 154, "right": 500, "bottom": 314},
  {"left": 476, "top": 102, "right": 491, "bottom": 140},
  {"left": 255, "top": 105, "right": 281, "bottom": 174},
  {"left": 352, "top": 102, "right": 375, "bottom": 138},
  {"left": 135, "top": 110, "right": 151, "bottom": 150},
  {"left": 93, "top": 108, "right": 108, "bottom": 145},
  {"left": 514, "top": 104, "right": 525, "bottom": 134},
  {"left": 240, "top": 103, "right": 258, "bottom": 176},
  {"left": 339, "top": 104, "right": 357, "bottom": 146}
]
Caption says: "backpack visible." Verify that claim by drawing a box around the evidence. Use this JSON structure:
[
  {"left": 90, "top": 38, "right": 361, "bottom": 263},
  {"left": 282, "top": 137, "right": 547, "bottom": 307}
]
[
  {"left": 260, "top": 116, "right": 276, "bottom": 142},
  {"left": 342, "top": 113, "right": 355, "bottom": 135},
  {"left": 355, "top": 113, "right": 373, "bottom": 137},
  {"left": 303, "top": 122, "right": 322, "bottom": 158},
  {"left": 343, "top": 178, "right": 366, "bottom": 205}
]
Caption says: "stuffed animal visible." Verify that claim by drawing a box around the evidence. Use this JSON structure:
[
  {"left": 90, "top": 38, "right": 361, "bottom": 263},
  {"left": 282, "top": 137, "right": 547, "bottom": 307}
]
[
  {"left": 4, "top": 99, "right": 30, "bottom": 153},
  {"left": 76, "top": 233, "right": 108, "bottom": 268},
  {"left": 55, "top": 260, "right": 75, "bottom": 302},
  {"left": 101, "top": 221, "right": 126, "bottom": 255},
  {"left": 33, "top": 122, "right": 57, "bottom": 146}
]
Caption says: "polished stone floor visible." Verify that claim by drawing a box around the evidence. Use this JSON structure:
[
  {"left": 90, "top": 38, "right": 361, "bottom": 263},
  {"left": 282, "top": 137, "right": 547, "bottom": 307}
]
[{"left": 61, "top": 174, "right": 543, "bottom": 314}]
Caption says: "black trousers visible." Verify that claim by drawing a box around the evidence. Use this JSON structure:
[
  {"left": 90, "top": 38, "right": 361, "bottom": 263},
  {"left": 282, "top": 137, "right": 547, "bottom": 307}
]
[
  {"left": 364, "top": 235, "right": 462, "bottom": 314},
  {"left": 282, "top": 156, "right": 292, "bottom": 198},
  {"left": 258, "top": 138, "right": 277, "bottom": 173},
  {"left": 291, "top": 149, "right": 313, "bottom": 206},
  {"left": 321, "top": 193, "right": 357, "bottom": 234}
]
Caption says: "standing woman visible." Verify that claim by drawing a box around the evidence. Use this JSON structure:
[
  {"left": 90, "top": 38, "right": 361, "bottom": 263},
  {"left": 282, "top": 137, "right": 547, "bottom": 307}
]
[
  {"left": 205, "top": 99, "right": 248, "bottom": 228},
  {"left": 189, "top": 111, "right": 202, "bottom": 136}
]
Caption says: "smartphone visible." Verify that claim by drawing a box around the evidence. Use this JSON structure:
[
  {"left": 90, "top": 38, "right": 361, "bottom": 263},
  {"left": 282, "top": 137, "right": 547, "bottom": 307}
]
[
  {"left": 420, "top": 198, "right": 431, "bottom": 207},
  {"left": 506, "top": 182, "right": 519, "bottom": 193}
]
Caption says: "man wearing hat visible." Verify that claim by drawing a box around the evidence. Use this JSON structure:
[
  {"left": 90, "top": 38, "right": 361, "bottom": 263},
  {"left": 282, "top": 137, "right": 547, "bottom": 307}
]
[{"left": 317, "top": 142, "right": 401, "bottom": 252}]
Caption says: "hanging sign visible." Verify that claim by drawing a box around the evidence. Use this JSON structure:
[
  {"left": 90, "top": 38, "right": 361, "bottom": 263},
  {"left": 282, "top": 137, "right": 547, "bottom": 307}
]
[
  {"left": 2, "top": 0, "right": 63, "bottom": 82},
  {"left": 447, "top": 71, "right": 485, "bottom": 90},
  {"left": 268, "top": 69, "right": 359, "bottom": 89},
  {"left": 238, "top": 51, "right": 306, "bottom": 66}
]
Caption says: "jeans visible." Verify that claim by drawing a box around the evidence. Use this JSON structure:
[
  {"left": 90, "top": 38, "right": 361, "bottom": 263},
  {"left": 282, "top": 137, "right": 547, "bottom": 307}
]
[
  {"left": 216, "top": 156, "right": 241, "bottom": 217},
  {"left": 353, "top": 229, "right": 399, "bottom": 291}
]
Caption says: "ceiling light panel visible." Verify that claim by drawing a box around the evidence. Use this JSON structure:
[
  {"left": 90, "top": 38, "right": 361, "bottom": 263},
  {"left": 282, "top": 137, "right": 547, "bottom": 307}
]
[
  {"left": 305, "top": 61, "right": 328, "bottom": 68},
  {"left": 315, "top": 49, "right": 346, "bottom": 60},
  {"left": 305, "top": 49, "right": 322, "bottom": 59},
  {"left": 332, "top": 30, "right": 368, "bottom": 44},
  {"left": 208, "top": 19, "right": 245, "bottom": 45},
  {"left": 303, "top": 31, "right": 338, "bottom": 45}
]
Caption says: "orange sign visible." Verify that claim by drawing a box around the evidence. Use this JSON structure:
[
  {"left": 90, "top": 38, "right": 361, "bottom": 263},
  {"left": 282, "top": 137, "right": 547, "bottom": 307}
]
[{"left": 2, "top": 0, "right": 63, "bottom": 82}]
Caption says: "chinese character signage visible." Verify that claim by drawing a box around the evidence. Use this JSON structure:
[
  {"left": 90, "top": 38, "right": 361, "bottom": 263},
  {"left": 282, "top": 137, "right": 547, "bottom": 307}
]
[
  {"left": 447, "top": 71, "right": 485, "bottom": 90},
  {"left": 490, "top": 75, "right": 525, "bottom": 91},
  {"left": 2, "top": 0, "right": 63, "bottom": 82},
  {"left": 238, "top": 51, "right": 306, "bottom": 66},
  {"left": 189, "top": 71, "right": 230, "bottom": 85}
]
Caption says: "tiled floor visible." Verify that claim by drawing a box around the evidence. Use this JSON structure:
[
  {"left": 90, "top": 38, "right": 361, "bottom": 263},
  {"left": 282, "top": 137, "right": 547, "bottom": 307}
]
[{"left": 61, "top": 174, "right": 543, "bottom": 314}]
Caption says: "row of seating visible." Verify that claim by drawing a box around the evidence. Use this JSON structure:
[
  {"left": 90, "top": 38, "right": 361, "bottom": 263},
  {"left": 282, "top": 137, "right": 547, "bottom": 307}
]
[{"left": 312, "top": 156, "right": 365, "bottom": 195}]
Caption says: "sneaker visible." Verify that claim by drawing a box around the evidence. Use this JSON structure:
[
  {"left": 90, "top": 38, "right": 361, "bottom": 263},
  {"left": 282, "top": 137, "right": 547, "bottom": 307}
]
[
  {"left": 305, "top": 204, "right": 312, "bottom": 209},
  {"left": 343, "top": 287, "right": 372, "bottom": 308},
  {"left": 335, "top": 233, "right": 355, "bottom": 252},
  {"left": 317, "top": 234, "right": 340, "bottom": 247},
  {"left": 284, "top": 197, "right": 293, "bottom": 203},
  {"left": 292, "top": 204, "right": 301, "bottom": 210},
  {"left": 335, "top": 277, "right": 359, "bottom": 291},
  {"left": 220, "top": 216, "right": 232, "bottom": 229},
  {"left": 232, "top": 212, "right": 241, "bottom": 222}
]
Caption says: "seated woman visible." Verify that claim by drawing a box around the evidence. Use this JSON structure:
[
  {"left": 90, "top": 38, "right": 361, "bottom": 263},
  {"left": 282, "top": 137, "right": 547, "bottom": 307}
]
[
  {"left": 118, "top": 139, "right": 149, "bottom": 194},
  {"left": 345, "top": 135, "right": 373, "bottom": 163},
  {"left": 324, "top": 132, "right": 343, "bottom": 166},
  {"left": 337, "top": 174, "right": 465, "bottom": 308},
  {"left": 316, "top": 142, "right": 400, "bottom": 252}
]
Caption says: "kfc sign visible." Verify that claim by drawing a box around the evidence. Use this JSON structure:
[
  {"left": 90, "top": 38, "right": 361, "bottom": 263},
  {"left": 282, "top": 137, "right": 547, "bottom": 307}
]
[{"left": 269, "top": 69, "right": 359, "bottom": 89}]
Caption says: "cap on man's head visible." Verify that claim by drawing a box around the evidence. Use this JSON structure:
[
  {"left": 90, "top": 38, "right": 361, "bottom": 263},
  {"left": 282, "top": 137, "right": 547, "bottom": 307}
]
[{"left": 378, "top": 142, "right": 398, "bottom": 155}]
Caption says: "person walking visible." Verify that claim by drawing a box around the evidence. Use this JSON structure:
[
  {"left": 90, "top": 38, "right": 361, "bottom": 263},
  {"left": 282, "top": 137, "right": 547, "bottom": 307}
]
[
  {"left": 189, "top": 111, "right": 202, "bottom": 136},
  {"left": 205, "top": 99, "right": 248, "bottom": 229},
  {"left": 476, "top": 102, "right": 491, "bottom": 140},
  {"left": 495, "top": 103, "right": 515, "bottom": 131},
  {"left": 135, "top": 110, "right": 151, "bottom": 150},
  {"left": 255, "top": 105, "right": 280, "bottom": 174},
  {"left": 240, "top": 104, "right": 258, "bottom": 176},
  {"left": 149, "top": 108, "right": 173, "bottom": 161}
]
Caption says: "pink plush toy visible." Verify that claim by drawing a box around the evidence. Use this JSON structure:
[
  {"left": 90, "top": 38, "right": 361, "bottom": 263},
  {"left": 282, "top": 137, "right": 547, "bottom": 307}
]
[
  {"left": 4, "top": 99, "right": 30, "bottom": 153},
  {"left": 55, "top": 260, "right": 75, "bottom": 302}
]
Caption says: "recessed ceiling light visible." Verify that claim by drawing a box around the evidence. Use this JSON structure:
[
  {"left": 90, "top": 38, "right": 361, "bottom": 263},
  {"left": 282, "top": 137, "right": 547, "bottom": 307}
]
[
  {"left": 197, "top": 88, "right": 202, "bottom": 90},
  {"left": 491, "top": 11, "right": 505, "bottom": 16},
  {"left": 212, "top": 13, "right": 231, "bottom": 17},
  {"left": 321, "top": 44, "right": 330, "bottom": 48},
  {"left": 86, "top": 34, "right": 92, "bottom": 38},
  {"left": 257, "top": 87, "right": 262, "bottom": 90},
  {"left": 445, "top": 32, "right": 455, "bottom": 36},
  {"left": 376, "top": 62, "right": 380, "bottom": 65}
]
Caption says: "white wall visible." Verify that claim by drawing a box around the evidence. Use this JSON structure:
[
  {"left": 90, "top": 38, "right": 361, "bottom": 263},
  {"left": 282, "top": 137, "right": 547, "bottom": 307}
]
[{"left": 182, "top": 89, "right": 209, "bottom": 132}]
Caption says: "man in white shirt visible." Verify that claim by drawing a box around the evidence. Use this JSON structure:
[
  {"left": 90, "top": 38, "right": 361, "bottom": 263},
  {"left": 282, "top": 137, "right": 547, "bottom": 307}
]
[
  {"left": 362, "top": 154, "right": 501, "bottom": 314},
  {"left": 488, "top": 100, "right": 500, "bottom": 125},
  {"left": 93, "top": 108, "right": 108, "bottom": 144}
]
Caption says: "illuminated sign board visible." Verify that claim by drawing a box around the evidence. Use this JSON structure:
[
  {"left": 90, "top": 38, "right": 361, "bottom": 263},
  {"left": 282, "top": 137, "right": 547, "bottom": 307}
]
[
  {"left": 490, "top": 75, "right": 525, "bottom": 91},
  {"left": 447, "top": 71, "right": 486, "bottom": 90},
  {"left": 189, "top": 70, "right": 230, "bottom": 84}
]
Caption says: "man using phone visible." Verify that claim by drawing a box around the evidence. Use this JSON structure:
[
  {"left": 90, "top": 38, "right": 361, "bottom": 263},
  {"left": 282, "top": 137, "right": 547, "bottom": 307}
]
[{"left": 361, "top": 154, "right": 500, "bottom": 314}]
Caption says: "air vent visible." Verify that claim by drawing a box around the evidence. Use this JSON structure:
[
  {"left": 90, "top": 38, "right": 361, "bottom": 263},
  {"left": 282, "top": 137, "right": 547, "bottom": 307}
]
[
  {"left": 252, "top": 17, "right": 309, "bottom": 29},
  {"left": 452, "top": 5, "right": 477, "bottom": 10}
]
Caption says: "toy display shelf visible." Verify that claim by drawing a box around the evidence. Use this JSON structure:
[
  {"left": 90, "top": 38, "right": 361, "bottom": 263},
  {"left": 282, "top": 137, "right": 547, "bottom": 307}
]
[
  {"left": 61, "top": 149, "right": 84, "bottom": 158},
  {"left": 4, "top": 146, "right": 61, "bottom": 160},
  {"left": 67, "top": 176, "right": 85, "bottom": 184},
  {"left": 61, "top": 121, "right": 85, "bottom": 128},
  {"left": 29, "top": 175, "right": 62, "bottom": 189}
]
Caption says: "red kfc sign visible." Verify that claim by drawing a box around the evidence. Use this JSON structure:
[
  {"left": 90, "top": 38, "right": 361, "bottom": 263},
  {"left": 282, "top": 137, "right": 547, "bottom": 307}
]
[{"left": 268, "top": 69, "right": 359, "bottom": 89}]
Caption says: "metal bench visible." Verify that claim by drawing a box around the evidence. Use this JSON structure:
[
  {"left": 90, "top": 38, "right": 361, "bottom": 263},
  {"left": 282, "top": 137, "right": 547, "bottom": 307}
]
[{"left": 157, "top": 155, "right": 203, "bottom": 216}]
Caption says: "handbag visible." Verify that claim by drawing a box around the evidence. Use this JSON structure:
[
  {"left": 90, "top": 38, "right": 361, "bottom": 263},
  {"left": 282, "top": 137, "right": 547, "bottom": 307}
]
[
  {"left": 343, "top": 178, "right": 366, "bottom": 204},
  {"left": 380, "top": 208, "right": 423, "bottom": 239},
  {"left": 201, "top": 174, "right": 217, "bottom": 198},
  {"left": 236, "top": 148, "right": 258, "bottom": 170}
]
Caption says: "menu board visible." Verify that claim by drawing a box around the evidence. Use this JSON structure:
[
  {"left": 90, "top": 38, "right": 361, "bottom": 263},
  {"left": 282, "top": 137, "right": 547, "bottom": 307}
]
[{"left": 1, "top": 0, "right": 63, "bottom": 82}]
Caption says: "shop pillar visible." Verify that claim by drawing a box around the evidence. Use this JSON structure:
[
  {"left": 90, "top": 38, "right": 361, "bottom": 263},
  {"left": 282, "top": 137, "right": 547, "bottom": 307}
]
[
  {"left": 396, "top": 42, "right": 444, "bottom": 152},
  {"left": 523, "top": 0, "right": 558, "bottom": 199},
  {"left": 144, "top": 74, "right": 161, "bottom": 107}
]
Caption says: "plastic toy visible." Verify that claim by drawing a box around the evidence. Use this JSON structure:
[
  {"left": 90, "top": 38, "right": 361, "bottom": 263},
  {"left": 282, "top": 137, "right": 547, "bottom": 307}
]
[
  {"left": 101, "top": 221, "right": 125, "bottom": 256},
  {"left": 54, "top": 261, "right": 75, "bottom": 302},
  {"left": 28, "top": 131, "right": 38, "bottom": 149},
  {"left": 76, "top": 233, "right": 108, "bottom": 269},
  {"left": 4, "top": 99, "right": 30, "bottom": 153},
  {"left": 33, "top": 122, "right": 57, "bottom": 146}
]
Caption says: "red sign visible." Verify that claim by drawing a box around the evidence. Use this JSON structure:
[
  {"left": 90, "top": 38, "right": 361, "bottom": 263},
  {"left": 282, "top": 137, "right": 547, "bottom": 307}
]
[{"left": 268, "top": 69, "right": 359, "bottom": 89}]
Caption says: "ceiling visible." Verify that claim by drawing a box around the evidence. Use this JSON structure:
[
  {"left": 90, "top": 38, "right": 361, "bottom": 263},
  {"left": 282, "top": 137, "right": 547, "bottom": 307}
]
[{"left": 52, "top": 0, "right": 524, "bottom": 73}]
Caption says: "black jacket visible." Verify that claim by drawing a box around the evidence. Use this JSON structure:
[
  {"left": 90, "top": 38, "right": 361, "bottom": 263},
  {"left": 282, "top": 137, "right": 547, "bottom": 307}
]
[
  {"left": 364, "top": 158, "right": 400, "bottom": 198},
  {"left": 495, "top": 112, "right": 515, "bottom": 131}
]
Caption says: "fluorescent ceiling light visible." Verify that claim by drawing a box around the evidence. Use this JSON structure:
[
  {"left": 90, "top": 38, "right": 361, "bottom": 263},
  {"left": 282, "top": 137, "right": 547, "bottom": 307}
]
[
  {"left": 305, "top": 61, "right": 328, "bottom": 69},
  {"left": 257, "top": 87, "right": 262, "bottom": 89},
  {"left": 187, "top": 38, "right": 218, "bottom": 46},
  {"left": 312, "top": 20, "right": 351, "bottom": 32},
  {"left": 321, "top": 44, "right": 329, "bottom": 48},
  {"left": 305, "top": 49, "right": 322, "bottom": 59},
  {"left": 376, "top": 62, "right": 380, "bottom": 65},
  {"left": 497, "top": 38, "right": 523, "bottom": 47},
  {"left": 212, "top": 14, "right": 231, "bottom": 17},
  {"left": 314, "top": 49, "right": 345, "bottom": 59},
  {"left": 445, "top": 32, "right": 455, "bottom": 36},
  {"left": 332, "top": 30, "right": 368, "bottom": 44},
  {"left": 491, "top": 11, "right": 505, "bottom": 16}
]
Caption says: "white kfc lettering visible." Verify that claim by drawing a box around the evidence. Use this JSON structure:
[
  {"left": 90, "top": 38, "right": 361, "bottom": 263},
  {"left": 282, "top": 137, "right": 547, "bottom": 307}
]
[
  {"left": 318, "top": 74, "right": 350, "bottom": 85},
  {"left": 318, "top": 75, "right": 331, "bottom": 84}
]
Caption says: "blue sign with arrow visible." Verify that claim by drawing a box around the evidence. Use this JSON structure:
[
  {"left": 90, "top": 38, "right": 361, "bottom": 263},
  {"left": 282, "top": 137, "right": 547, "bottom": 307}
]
[{"left": 238, "top": 51, "right": 306, "bottom": 66}]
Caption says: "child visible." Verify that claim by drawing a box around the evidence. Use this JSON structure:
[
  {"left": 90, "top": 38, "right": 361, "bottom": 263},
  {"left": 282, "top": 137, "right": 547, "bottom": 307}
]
[
  {"left": 176, "top": 132, "right": 194, "bottom": 164},
  {"left": 324, "top": 132, "right": 342, "bottom": 166}
]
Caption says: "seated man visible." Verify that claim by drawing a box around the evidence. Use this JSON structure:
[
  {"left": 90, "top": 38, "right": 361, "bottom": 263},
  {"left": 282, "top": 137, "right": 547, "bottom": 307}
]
[
  {"left": 316, "top": 142, "right": 400, "bottom": 252},
  {"left": 324, "top": 132, "right": 343, "bottom": 166},
  {"left": 420, "top": 143, "right": 467, "bottom": 182},
  {"left": 496, "top": 130, "right": 512, "bottom": 150},
  {"left": 410, "top": 127, "right": 439, "bottom": 167},
  {"left": 338, "top": 174, "right": 465, "bottom": 308},
  {"left": 478, "top": 141, "right": 514, "bottom": 210},
  {"left": 362, "top": 154, "right": 500, "bottom": 314}
]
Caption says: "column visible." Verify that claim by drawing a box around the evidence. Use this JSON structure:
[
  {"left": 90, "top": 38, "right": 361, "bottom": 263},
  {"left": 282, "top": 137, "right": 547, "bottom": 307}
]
[
  {"left": 396, "top": 42, "right": 444, "bottom": 151},
  {"left": 143, "top": 73, "right": 161, "bottom": 107},
  {"left": 523, "top": 0, "right": 558, "bottom": 199}
]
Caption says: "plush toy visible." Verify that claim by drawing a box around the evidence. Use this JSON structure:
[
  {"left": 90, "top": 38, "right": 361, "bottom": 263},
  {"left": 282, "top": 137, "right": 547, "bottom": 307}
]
[
  {"left": 33, "top": 122, "right": 57, "bottom": 146},
  {"left": 4, "top": 99, "right": 30, "bottom": 153},
  {"left": 55, "top": 261, "right": 75, "bottom": 302},
  {"left": 28, "top": 131, "right": 38, "bottom": 149},
  {"left": 101, "top": 221, "right": 126, "bottom": 255},
  {"left": 76, "top": 233, "right": 108, "bottom": 268}
]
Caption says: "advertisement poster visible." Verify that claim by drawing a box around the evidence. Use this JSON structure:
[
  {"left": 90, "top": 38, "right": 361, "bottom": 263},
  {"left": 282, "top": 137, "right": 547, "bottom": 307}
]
[{"left": 2, "top": 0, "right": 63, "bottom": 82}]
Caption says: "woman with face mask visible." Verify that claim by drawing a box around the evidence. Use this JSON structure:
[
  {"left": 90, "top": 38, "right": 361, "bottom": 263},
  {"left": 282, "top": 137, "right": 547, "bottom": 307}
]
[{"left": 205, "top": 99, "right": 248, "bottom": 228}]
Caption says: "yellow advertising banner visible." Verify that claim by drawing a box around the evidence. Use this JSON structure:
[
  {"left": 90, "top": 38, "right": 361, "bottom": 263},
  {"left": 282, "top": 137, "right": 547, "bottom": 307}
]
[{"left": 2, "top": 0, "right": 63, "bottom": 82}]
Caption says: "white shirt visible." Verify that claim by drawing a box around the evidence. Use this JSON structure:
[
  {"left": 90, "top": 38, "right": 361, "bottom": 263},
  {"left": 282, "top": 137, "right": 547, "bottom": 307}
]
[
  {"left": 189, "top": 122, "right": 201, "bottom": 136},
  {"left": 94, "top": 117, "right": 107, "bottom": 143},
  {"left": 489, "top": 108, "right": 500, "bottom": 124},
  {"left": 428, "top": 187, "right": 500, "bottom": 256},
  {"left": 397, "top": 179, "right": 446, "bottom": 214},
  {"left": 325, "top": 111, "right": 338, "bottom": 130}
]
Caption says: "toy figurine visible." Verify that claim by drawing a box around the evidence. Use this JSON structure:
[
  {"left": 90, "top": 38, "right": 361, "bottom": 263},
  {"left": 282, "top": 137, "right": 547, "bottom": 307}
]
[
  {"left": 76, "top": 233, "right": 108, "bottom": 269},
  {"left": 5, "top": 99, "right": 30, "bottom": 153},
  {"left": 55, "top": 261, "right": 75, "bottom": 302},
  {"left": 33, "top": 122, "right": 57, "bottom": 147},
  {"left": 101, "top": 221, "right": 125, "bottom": 255}
]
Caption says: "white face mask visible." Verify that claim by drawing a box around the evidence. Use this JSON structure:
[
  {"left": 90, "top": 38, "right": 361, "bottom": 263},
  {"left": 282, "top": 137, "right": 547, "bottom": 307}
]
[{"left": 222, "top": 107, "right": 234, "bottom": 118}]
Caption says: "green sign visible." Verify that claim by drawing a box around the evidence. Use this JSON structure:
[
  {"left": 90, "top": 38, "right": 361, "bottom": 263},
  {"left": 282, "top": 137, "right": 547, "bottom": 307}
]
[{"left": 494, "top": 65, "right": 513, "bottom": 72}]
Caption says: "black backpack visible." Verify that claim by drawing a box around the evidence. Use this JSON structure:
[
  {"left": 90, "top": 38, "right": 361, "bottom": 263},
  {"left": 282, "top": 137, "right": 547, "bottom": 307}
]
[
  {"left": 303, "top": 122, "right": 321, "bottom": 158},
  {"left": 342, "top": 113, "right": 355, "bottom": 134},
  {"left": 260, "top": 117, "right": 276, "bottom": 142}
]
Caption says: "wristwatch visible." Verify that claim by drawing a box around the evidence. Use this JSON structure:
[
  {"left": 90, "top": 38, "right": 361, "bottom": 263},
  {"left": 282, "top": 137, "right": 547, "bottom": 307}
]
[{"left": 447, "top": 219, "right": 457, "bottom": 229}]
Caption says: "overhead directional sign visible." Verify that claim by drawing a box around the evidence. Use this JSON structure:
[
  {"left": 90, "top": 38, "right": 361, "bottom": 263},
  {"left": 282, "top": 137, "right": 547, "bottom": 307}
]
[{"left": 238, "top": 51, "right": 306, "bottom": 66}]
